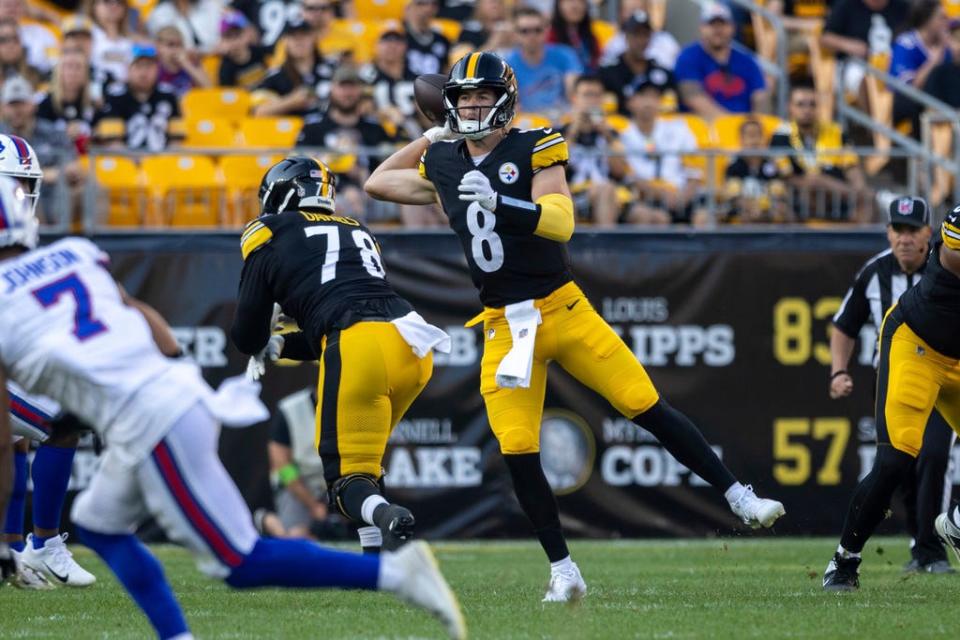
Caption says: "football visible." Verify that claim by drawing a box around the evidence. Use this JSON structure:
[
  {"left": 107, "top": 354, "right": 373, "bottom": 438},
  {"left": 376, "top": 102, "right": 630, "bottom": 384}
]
[{"left": 414, "top": 73, "right": 448, "bottom": 125}]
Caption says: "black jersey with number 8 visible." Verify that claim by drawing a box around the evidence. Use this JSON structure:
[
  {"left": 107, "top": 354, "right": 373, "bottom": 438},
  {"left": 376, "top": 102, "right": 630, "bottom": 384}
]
[{"left": 419, "top": 127, "right": 573, "bottom": 307}]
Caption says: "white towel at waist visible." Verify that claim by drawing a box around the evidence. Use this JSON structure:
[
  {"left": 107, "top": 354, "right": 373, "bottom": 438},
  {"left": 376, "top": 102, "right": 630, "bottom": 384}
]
[
  {"left": 203, "top": 374, "right": 270, "bottom": 428},
  {"left": 391, "top": 311, "right": 452, "bottom": 358},
  {"left": 495, "top": 299, "right": 542, "bottom": 389}
]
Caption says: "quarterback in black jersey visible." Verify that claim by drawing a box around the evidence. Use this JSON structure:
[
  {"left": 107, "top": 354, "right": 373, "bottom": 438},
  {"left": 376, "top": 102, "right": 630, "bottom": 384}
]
[
  {"left": 824, "top": 208, "right": 960, "bottom": 592},
  {"left": 231, "top": 157, "right": 451, "bottom": 554},
  {"left": 367, "top": 52, "right": 785, "bottom": 602}
]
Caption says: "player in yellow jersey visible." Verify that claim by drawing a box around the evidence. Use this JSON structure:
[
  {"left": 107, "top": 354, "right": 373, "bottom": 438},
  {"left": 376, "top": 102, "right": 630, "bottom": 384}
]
[
  {"left": 824, "top": 207, "right": 960, "bottom": 591},
  {"left": 366, "top": 52, "right": 785, "bottom": 602}
]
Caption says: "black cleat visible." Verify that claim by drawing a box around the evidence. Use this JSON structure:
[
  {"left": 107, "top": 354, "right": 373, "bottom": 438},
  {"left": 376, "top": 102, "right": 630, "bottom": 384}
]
[
  {"left": 823, "top": 553, "right": 861, "bottom": 592},
  {"left": 380, "top": 505, "right": 416, "bottom": 552}
]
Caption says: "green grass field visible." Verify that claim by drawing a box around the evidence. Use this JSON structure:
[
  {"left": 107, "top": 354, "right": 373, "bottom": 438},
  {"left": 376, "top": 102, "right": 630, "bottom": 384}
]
[{"left": 3, "top": 537, "right": 958, "bottom": 639}]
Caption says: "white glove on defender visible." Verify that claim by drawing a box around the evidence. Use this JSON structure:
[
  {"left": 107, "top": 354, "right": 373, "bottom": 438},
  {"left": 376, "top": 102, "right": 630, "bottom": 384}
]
[
  {"left": 422, "top": 122, "right": 460, "bottom": 144},
  {"left": 458, "top": 170, "right": 498, "bottom": 211}
]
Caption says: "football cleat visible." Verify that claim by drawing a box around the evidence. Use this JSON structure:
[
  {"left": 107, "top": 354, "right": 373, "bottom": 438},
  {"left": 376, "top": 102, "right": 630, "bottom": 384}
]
[
  {"left": 385, "top": 541, "right": 466, "bottom": 640},
  {"left": 379, "top": 504, "right": 416, "bottom": 552},
  {"left": 935, "top": 506, "right": 960, "bottom": 565},
  {"left": 21, "top": 533, "right": 96, "bottom": 588},
  {"left": 823, "top": 553, "right": 860, "bottom": 592},
  {"left": 921, "top": 559, "right": 955, "bottom": 574},
  {"left": 729, "top": 485, "right": 785, "bottom": 529},
  {"left": 542, "top": 562, "right": 587, "bottom": 603},
  {"left": 10, "top": 549, "right": 54, "bottom": 590}
]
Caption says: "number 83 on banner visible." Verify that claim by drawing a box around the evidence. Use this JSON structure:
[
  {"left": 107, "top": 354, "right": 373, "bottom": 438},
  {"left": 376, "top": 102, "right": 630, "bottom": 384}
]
[{"left": 773, "top": 297, "right": 842, "bottom": 366}]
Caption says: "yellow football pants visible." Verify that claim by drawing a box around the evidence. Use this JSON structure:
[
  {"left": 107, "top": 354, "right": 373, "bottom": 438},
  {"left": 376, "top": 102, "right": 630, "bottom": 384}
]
[
  {"left": 315, "top": 321, "right": 433, "bottom": 481},
  {"left": 876, "top": 306, "right": 960, "bottom": 457},
  {"left": 468, "top": 281, "right": 660, "bottom": 454}
]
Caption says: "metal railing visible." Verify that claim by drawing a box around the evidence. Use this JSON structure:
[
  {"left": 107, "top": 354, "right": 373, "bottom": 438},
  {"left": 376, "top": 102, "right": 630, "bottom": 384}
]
[
  {"left": 833, "top": 60, "right": 960, "bottom": 220},
  {"left": 72, "top": 143, "right": 946, "bottom": 232}
]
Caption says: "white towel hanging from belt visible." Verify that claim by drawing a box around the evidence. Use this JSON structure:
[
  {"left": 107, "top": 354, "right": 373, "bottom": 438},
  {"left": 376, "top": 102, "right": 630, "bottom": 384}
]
[{"left": 495, "top": 300, "right": 542, "bottom": 388}]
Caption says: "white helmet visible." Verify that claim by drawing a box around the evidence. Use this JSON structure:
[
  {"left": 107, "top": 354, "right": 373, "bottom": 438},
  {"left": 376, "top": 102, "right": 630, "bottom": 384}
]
[
  {"left": 0, "top": 135, "right": 42, "bottom": 216},
  {"left": 0, "top": 173, "right": 39, "bottom": 250}
]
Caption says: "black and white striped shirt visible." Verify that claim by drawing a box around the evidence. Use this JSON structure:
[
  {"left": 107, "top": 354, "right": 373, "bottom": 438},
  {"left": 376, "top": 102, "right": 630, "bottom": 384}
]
[{"left": 833, "top": 248, "right": 927, "bottom": 351}]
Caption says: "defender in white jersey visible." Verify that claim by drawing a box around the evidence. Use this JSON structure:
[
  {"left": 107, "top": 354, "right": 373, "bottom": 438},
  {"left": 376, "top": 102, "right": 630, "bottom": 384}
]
[
  {"left": 0, "top": 134, "right": 97, "bottom": 589},
  {"left": 0, "top": 176, "right": 465, "bottom": 640}
]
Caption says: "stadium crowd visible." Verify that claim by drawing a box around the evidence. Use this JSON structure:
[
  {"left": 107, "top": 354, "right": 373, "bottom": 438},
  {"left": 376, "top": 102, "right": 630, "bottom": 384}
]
[{"left": 2, "top": 0, "right": 958, "bottom": 227}]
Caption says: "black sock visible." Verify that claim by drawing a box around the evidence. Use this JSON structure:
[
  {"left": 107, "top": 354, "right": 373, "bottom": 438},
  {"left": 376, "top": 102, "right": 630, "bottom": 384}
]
[
  {"left": 840, "top": 445, "right": 914, "bottom": 553},
  {"left": 633, "top": 400, "right": 737, "bottom": 492},
  {"left": 337, "top": 477, "right": 382, "bottom": 523},
  {"left": 503, "top": 453, "right": 570, "bottom": 563}
]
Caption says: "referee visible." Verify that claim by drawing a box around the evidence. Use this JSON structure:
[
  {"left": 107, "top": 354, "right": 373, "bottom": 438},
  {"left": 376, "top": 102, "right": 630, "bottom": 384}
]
[{"left": 830, "top": 196, "right": 955, "bottom": 573}]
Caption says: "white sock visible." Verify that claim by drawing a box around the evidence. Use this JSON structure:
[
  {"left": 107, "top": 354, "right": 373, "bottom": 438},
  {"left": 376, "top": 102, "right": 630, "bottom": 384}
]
[
  {"left": 550, "top": 555, "right": 573, "bottom": 573},
  {"left": 837, "top": 544, "right": 861, "bottom": 559},
  {"left": 361, "top": 495, "right": 388, "bottom": 526},
  {"left": 377, "top": 551, "right": 404, "bottom": 592},
  {"left": 724, "top": 482, "right": 746, "bottom": 504},
  {"left": 358, "top": 526, "right": 382, "bottom": 549},
  {"left": 169, "top": 634, "right": 195, "bottom": 640}
]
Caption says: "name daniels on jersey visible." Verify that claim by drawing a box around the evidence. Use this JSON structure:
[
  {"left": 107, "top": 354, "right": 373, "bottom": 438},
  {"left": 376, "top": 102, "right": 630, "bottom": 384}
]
[
  {"left": 2, "top": 248, "right": 80, "bottom": 293},
  {"left": 298, "top": 212, "right": 360, "bottom": 225}
]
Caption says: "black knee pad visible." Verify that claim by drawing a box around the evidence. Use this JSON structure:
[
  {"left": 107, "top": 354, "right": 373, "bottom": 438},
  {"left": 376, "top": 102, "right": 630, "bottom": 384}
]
[{"left": 328, "top": 473, "right": 381, "bottom": 520}]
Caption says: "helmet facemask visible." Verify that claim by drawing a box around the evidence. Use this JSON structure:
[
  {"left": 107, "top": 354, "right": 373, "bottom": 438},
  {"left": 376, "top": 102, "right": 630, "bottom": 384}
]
[{"left": 444, "top": 84, "right": 515, "bottom": 140}]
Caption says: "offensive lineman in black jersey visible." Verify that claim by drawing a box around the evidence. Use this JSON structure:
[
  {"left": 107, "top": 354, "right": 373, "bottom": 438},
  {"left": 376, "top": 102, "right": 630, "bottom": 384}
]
[
  {"left": 366, "top": 52, "right": 785, "bottom": 602},
  {"left": 230, "top": 157, "right": 452, "bottom": 555},
  {"left": 824, "top": 208, "right": 960, "bottom": 591}
]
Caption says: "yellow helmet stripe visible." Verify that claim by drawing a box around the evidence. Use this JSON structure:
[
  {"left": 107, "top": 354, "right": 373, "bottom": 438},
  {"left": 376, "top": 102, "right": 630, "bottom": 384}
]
[{"left": 465, "top": 52, "right": 481, "bottom": 79}]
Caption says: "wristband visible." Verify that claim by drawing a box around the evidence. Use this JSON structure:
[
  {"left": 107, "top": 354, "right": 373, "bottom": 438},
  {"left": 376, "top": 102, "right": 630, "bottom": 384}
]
[
  {"left": 277, "top": 462, "right": 300, "bottom": 487},
  {"left": 830, "top": 370, "right": 849, "bottom": 380}
]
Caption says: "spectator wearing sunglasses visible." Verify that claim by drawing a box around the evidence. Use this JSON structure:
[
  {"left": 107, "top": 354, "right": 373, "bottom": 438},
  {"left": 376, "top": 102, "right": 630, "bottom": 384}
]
[
  {"left": 0, "top": 0, "right": 57, "bottom": 75},
  {"left": 504, "top": 6, "right": 582, "bottom": 116}
]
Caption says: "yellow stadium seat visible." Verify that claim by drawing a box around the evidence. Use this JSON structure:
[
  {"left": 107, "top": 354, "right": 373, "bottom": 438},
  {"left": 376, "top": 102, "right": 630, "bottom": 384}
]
[
  {"left": 182, "top": 88, "right": 252, "bottom": 124},
  {"left": 605, "top": 114, "right": 630, "bottom": 133},
  {"left": 661, "top": 114, "right": 714, "bottom": 187},
  {"left": 944, "top": 0, "right": 960, "bottom": 18},
  {"left": 202, "top": 54, "right": 220, "bottom": 86},
  {"left": 142, "top": 155, "right": 225, "bottom": 226},
  {"left": 432, "top": 18, "right": 461, "bottom": 43},
  {"left": 220, "top": 154, "right": 283, "bottom": 226},
  {"left": 240, "top": 117, "right": 303, "bottom": 147},
  {"left": 712, "top": 114, "right": 783, "bottom": 150},
  {"left": 354, "top": 0, "right": 406, "bottom": 21},
  {"left": 184, "top": 118, "right": 239, "bottom": 148},
  {"left": 513, "top": 113, "right": 554, "bottom": 130},
  {"left": 128, "top": 0, "right": 158, "bottom": 23},
  {"left": 592, "top": 20, "right": 617, "bottom": 49},
  {"left": 94, "top": 157, "right": 148, "bottom": 227},
  {"left": 321, "top": 19, "right": 367, "bottom": 61}
]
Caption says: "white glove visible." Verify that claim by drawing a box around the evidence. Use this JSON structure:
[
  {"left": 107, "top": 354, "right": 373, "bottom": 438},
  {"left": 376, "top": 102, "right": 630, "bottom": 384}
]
[
  {"left": 245, "top": 334, "right": 285, "bottom": 381},
  {"left": 458, "top": 170, "right": 498, "bottom": 211},
  {"left": 422, "top": 122, "right": 460, "bottom": 144}
]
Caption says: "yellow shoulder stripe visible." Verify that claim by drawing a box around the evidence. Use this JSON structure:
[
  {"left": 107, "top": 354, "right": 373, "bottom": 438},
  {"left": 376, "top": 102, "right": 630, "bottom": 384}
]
[
  {"left": 241, "top": 225, "right": 273, "bottom": 260},
  {"left": 534, "top": 131, "right": 562, "bottom": 148},
  {"left": 943, "top": 221, "right": 960, "bottom": 250},
  {"left": 532, "top": 138, "right": 569, "bottom": 172}
]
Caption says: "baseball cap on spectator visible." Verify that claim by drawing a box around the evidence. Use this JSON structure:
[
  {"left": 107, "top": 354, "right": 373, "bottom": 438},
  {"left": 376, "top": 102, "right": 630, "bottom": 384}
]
[
  {"left": 1, "top": 76, "right": 32, "bottom": 105},
  {"left": 284, "top": 16, "right": 312, "bottom": 35},
  {"left": 220, "top": 10, "right": 249, "bottom": 36},
  {"left": 332, "top": 65, "right": 362, "bottom": 84},
  {"left": 378, "top": 20, "right": 405, "bottom": 40},
  {"left": 61, "top": 15, "right": 94, "bottom": 36},
  {"left": 701, "top": 2, "right": 733, "bottom": 24},
  {"left": 131, "top": 42, "right": 157, "bottom": 61},
  {"left": 623, "top": 71, "right": 670, "bottom": 98},
  {"left": 622, "top": 10, "right": 652, "bottom": 33},
  {"left": 887, "top": 196, "right": 930, "bottom": 228}
]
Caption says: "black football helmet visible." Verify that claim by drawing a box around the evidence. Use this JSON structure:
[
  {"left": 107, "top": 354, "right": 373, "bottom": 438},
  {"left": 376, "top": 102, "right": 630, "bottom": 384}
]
[
  {"left": 258, "top": 156, "right": 337, "bottom": 214},
  {"left": 443, "top": 52, "right": 518, "bottom": 140}
]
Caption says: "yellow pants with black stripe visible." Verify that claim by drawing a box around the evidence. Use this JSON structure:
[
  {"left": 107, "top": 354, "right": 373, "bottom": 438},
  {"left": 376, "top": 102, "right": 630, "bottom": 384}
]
[
  {"left": 315, "top": 321, "right": 433, "bottom": 482},
  {"left": 468, "top": 281, "right": 660, "bottom": 454},
  {"left": 876, "top": 305, "right": 960, "bottom": 457}
]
